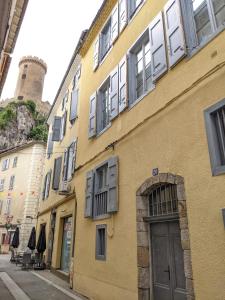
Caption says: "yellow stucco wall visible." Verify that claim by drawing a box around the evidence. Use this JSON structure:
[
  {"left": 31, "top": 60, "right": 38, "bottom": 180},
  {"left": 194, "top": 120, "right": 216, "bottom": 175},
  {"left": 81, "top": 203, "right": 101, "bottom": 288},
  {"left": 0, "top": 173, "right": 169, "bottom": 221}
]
[{"left": 38, "top": 0, "right": 225, "bottom": 299}]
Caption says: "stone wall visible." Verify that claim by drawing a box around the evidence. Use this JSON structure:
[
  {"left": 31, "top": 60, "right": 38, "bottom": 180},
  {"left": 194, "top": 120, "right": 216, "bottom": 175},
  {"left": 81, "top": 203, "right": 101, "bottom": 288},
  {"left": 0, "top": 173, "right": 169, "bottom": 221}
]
[{"left": 0, "top": 104, "right": 35, "bottom": 151}]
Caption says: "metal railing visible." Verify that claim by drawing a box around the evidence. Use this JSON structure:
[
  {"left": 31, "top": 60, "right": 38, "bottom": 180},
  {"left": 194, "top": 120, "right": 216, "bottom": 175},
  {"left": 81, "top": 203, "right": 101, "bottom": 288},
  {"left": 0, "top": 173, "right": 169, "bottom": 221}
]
[{"left": 93, "top": 191, "right": 108, "bottom": 218}]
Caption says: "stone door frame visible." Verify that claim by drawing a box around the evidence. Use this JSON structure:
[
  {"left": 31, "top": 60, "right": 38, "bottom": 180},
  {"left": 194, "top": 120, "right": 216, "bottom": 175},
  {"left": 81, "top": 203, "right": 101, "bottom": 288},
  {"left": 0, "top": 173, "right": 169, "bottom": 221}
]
[{"left": 136, "top": 173, "right": 195, "bottom": 300}]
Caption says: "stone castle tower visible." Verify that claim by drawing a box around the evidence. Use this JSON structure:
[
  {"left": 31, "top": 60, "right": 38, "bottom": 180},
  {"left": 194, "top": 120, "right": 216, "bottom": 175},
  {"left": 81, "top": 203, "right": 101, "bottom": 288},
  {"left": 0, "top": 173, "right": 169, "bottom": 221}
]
[{"left": 14, "top": 56, "right": 47, "bottom": 102}]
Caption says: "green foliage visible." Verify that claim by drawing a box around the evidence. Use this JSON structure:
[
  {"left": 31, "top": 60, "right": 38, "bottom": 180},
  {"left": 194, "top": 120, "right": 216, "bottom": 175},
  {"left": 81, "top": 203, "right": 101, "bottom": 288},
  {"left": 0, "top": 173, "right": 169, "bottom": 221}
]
[
  {"left": 0, "top": 99, "right": 48, "bottom": 142},
  {"left": 28, "top": 124, "right": 48, "bottom": 142},
  {"left": 0, "top": 106, "right": 16, "bottom": 129}
]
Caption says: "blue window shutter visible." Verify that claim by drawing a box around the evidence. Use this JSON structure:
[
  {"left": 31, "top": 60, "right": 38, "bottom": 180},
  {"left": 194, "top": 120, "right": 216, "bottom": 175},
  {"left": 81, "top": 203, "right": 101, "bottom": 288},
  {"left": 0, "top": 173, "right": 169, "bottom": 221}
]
[
  {"left": 107, "top": 156, "right": 118, "bottom": 213},
  {"left": 164, "top": 0, "right": 186, "bottom": 67},
  {"left": 118, "top": 56, "right": 128, "bottom": 113},
  {"left": 111, "top": 4, "right": 119, "bottom": 43},
  {"left": 89, "top": 92, "right": 97, "bottom": 138},
  {"left": 119, "top": 0, "right": 127, "bottom": 32},
  {"left": 46, "top": 170, "right": 52, "bottom": 198},
  {"left": 52, "top": 157, "right": 62, "bottom": 190},
  {"left": 52, "top": 117, "right": 62, "bottom": 141},
  {"left": 85, "top": 170, "right": 94, "bottom": 218},
  {"left": 110, "top": 66, "right": 119, "bottom": 121},
  {"left": 62, "top": 149, "right": 68, "bottom": 181},
  {"left": 70, "top": 89, "right": 79, "bottom": 122},
  {"left": 93, "top": 37, "right": 100, "bottom": 71},
  {"left": 47, "top": 133, "right": 53, "bottom": 159},
  {"left": 149, "top": 11, "right": 168, "bottom": 82}
]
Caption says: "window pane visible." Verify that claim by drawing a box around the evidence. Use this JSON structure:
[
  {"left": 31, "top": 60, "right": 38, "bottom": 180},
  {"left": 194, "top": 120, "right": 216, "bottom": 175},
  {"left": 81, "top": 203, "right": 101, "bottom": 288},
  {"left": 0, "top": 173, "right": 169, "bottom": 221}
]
[
  {"left": 192, "top": 0, "right": 212, "bottom": 43},
  {"left": 101, "top": 83, "right": 110, "bottom": 130},
  {"left": 136, "top": 48, "right": 144, "bottom": 98},
  {"left": 101, "top": 22, "right": 111, "bottom": 59},
  {"left": 212, "top": 0, "right": 225, "bottom": 28}
]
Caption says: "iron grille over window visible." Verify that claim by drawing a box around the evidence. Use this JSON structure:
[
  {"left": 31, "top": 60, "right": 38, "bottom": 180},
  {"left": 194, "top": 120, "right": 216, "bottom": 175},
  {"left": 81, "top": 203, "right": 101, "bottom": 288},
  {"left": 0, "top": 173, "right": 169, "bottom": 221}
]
[
  {"left": 93, "top": 164, "right": 108, "bottom": 218},
  {"left": 213, "top": 107, "right": 225, "bottom": 165},
  {"left": 149, "top": 184, "right": 178, "bottom": 217},
  {"left": 96, "top": 225, "right": 106, "bottom": 260}
]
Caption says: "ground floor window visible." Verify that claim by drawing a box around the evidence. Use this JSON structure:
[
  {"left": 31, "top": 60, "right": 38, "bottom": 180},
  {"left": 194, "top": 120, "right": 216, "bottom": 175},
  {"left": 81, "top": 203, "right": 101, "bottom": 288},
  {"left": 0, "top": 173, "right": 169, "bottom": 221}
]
[{"left": 60, "top": 216, "right": 72, "bottom": 273}]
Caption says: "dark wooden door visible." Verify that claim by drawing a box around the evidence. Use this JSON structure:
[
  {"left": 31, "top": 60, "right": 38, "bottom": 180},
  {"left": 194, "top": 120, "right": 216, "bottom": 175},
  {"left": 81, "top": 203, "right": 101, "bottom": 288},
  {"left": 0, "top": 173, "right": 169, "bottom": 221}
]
[{"left": 151, "top": 221, "right": 186, "bottom": 300}]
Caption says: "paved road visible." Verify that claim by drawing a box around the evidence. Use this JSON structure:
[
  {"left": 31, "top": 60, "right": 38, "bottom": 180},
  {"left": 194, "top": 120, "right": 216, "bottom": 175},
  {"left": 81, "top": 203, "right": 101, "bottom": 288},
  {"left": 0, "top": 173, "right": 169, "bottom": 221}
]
[{"left": 0, "top": 254, "right": 83, "bottom": 300}]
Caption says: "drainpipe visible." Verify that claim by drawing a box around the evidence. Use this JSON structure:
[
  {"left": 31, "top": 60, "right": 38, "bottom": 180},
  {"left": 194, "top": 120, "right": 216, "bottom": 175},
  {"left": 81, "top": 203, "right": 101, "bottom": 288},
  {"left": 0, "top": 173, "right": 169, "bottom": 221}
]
[{"left": 69, "top": 192, "right": 77, "bottom": 289}]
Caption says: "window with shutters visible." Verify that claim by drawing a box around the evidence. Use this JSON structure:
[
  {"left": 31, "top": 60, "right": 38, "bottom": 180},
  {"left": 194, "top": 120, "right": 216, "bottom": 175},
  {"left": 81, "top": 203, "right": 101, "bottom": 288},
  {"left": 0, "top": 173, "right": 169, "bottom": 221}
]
[
  {"left": 94, "top": 164, "right": 108, "bottom": 218},
  {"left": 52, "top": 117, "right": 62, "bottom": 142},
  {"left": 43, "top": 171, "right": 52, "bottom": 200},
  {"left": 12, "top": 157, "right": 18, "bottom": 168},
  {"left": 52, "top": 157, "right": 62, "bottom": 190},
  {"left": 9, "top": 175, "right": 15, "bottom": 190},
  {"left": 129, "top": 30, "right": 153, "bottom": 106},
  {"left": 2, "top": 159, "right": 10, "bottom": 171},
  {"left": 47, "top": 133, "right": 53, "bottom": 159},
  {"left": 96, "top": 225, "right": 107, "bottom": 260},
  {"left": 70, "top": 89, "right": 79, "bottom": 123},
  {"left": 97, "top": 79, "right": 111, "bottom": 134},
  {"left": 100, "top": 19, "right": 112, "bottom": 61},
  {"left": 128, "top": 0, "right": 144, "bottom": 19},
  {"left": 204, "top": 98, "right": 225, "bottom": 176},
  {"left": 60, "top": 111, "right": 67, "bottom": 141},
  {"left": 183, "top": 0, "right": 225, "bottom": 51},
  {"left": 5, "top": 198, "right": 11, "bottom": 215},
  {"left": 62, "top": 91, "right": 69, "bottom": 111},
  {"left": 62, "top": 141, "right": 77, "bottom": 183},
  {"left": 85, "top": 157, "right": 118, "bottom": 219},
  {"left": 0, "top": 179, "right": 5, "bottom": 192}
]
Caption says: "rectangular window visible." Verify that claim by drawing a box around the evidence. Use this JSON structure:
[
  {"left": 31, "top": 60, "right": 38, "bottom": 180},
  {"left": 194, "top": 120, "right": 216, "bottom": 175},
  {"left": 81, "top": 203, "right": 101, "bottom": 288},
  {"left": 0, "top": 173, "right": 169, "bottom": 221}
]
[
  {"left": 96, "top": 225, "right": 107, "bottom": 260},
  {"left": 5, "top": 198, "right": 11, "bottom": 215},
  {"left": 9, "top": 176, "right": 15, "bottom": 190},
  {"left": 42, "top": 171, "right": 52, "bottom": 200},
  {"left": 129, "top": 31, "right": 153, "bottom": 105},
  {"left": 100, "top": 20, "right": 112, "bottom": 60},
  {"left": 0, "top": 179, "right": 5, "bottom": 192},
  {"left": 93, "top": 164, "right": 108, "bottom": 218},
  {"left": 204, "top": 98, "right": 225, "bottom": 175},
  {"left": 187, "top": 0, "right": 225, "bottom": 49},
  {"left": 2, "top": 159, "right": 10, "bottom": 171},
  {"left": 97, "top": 79, "right": 111, "bottom": 134},
  {"left": 129, "top": 0, "right": 144, "bottom": 18},
  {"left": 0, "top": 200, "right": 3, "bottom": 215},
  {"left": 12, "top": 157, "right": 18, "bottom": 168}
]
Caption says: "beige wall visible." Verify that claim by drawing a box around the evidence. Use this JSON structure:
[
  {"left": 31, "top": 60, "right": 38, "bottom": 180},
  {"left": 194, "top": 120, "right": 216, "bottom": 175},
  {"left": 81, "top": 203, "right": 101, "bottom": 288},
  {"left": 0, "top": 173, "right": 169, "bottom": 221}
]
[{"left": 0, "top": 143, "right": 46, "bottom": 251}]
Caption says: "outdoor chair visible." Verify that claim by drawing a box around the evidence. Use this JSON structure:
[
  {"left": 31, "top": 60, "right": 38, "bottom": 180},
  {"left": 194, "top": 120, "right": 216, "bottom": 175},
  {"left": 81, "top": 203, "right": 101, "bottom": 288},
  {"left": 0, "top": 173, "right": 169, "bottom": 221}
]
[
  {"left": 21, "top": 253, "right": 32, "bottom": 270},
  {"left": 10, "top": 248, "right": 16, "bottom": 263},
  {"left": 15, "top": 252, "right": 24, "bottom": 266},
  {"left": 33, "top": 252, "right": 46, "bottom": 270}
]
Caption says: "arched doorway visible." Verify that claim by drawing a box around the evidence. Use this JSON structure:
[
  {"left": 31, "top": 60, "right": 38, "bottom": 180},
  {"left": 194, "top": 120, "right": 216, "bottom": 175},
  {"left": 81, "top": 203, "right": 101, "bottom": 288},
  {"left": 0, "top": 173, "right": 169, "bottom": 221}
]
[{"left": 136, "top": 173, "right": 195, "bottom": 300}]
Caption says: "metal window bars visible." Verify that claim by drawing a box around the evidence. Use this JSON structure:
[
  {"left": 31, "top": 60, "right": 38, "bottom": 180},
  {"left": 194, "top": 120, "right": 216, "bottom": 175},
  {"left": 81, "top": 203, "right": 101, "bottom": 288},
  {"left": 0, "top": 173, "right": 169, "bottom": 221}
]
[
  {"left": 149, "top": 184, "right": 178, "bottom": 217},
  {"left": 93, "top": 191, "right": 108, "bottom": 218}
]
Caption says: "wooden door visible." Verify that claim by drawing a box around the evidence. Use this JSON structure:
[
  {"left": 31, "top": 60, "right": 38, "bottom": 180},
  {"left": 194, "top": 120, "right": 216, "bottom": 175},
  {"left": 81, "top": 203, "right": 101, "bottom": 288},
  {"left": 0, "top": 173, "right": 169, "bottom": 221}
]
[{"left": 151, "top": 221, "right": 186, "bottom": 300}]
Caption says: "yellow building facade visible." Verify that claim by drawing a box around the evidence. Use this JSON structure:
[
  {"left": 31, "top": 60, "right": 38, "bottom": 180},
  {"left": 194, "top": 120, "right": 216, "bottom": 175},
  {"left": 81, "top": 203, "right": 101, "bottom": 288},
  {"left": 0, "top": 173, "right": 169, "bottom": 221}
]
[{"left": 37, "top": 1, "right": 225, "bottom": 299}]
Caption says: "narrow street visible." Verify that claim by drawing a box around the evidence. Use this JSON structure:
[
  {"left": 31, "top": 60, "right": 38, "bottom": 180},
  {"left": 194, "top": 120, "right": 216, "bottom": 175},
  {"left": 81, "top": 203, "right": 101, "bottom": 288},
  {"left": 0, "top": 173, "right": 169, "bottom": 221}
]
[{"left": 0, "top": 254, "right": 86, "bottom": 300}]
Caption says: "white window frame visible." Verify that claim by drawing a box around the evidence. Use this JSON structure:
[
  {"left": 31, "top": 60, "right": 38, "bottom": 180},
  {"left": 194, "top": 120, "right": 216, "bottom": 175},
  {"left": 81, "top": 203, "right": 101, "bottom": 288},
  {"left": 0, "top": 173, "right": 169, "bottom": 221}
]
[
  {"left": 0, "top": 179, "right": 5, "bottom": 192},
  {"left": 12, "top": 157, "right": 18, "bottom": 168},
  {"left": 182, "top": 0, "right": 225, "bottom": 54},
  {"left": 9, "top": 175, "right": 15, "bottom": 190},
  {"left": 2, "top": 159, "right": 10, "bottom": 171},
  {"left": 97, "top": 78, "right": 111, "bottom": 135}
]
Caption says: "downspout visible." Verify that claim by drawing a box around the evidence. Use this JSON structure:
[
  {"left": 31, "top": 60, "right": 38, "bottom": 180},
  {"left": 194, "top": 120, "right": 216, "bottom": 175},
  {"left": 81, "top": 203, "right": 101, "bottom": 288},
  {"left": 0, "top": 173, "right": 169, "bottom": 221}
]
[{"left": 69, "top": 191, "right": 77, "bottom": 289}]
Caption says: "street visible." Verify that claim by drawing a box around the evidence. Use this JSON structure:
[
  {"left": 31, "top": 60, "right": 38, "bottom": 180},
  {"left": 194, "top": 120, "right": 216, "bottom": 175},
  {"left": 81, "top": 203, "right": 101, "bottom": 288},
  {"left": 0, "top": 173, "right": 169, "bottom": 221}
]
[{"left": 0, "top": 254, "right": 86, "bottom": 300}]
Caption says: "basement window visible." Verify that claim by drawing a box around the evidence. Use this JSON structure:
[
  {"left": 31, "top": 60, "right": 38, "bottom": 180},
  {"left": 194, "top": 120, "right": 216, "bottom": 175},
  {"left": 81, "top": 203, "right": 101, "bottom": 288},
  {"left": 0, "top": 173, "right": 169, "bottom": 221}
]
[{"left": 96, "top": 225, "right": 107, "bottom": 261}]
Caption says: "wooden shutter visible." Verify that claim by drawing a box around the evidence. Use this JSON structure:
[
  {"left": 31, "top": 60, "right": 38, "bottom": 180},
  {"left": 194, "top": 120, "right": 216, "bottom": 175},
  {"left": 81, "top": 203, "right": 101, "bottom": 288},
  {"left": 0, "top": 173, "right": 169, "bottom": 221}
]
[
  {"left": 164, "top": 0, "right": 186, "bottom": 67},
  {"left": 46, "top": 170, "right": 52, "bottom": 198},
  {"left": 47, "top": 133, "right": 53, "bottom": 158},
  {"left": 111, "top": 4, "right": 119, "bottom": 43},
  {"left": 52, "top": 117, "right": 61, "bottom": 141},
  {"left": 93, "top": 37, "right": 100, "bottom": 71},
  {"left": 110, "top": 66, "right": 119, "bottom": 121},
  {"left": 42, "top": 174, "right": 47, "bottom": 200},
  {"left": 52, "top": 157, "right": 62, "bottom": 190},
  {"left": 119, "top": 0, "right": 127, "bottom": 32},
  {"left": 62, "top": 149, "right": 68, "bottom": 181},
  {"left": 149, "top": 12, "right": 168, "bottom": 82},
  {"left": 107, "top": 156, "right": 118, "bottom": 213},
  {"left": 89, "top": 92, "right": 97, "bottom": 138},
  {"left": 71, "top": 139, "right": 77, "bottom": 175},
  {"left": 118, "top": 56, "right": 128, "bottom": 113},
  {"left": 63, "top": 111, "right": 67, "bottom": 137},
  {"left": 85, "top": 170, "right": 94, "bottom": 218},
  {"left": 70, "top": 89, "right": 79, "bottom": 122}
]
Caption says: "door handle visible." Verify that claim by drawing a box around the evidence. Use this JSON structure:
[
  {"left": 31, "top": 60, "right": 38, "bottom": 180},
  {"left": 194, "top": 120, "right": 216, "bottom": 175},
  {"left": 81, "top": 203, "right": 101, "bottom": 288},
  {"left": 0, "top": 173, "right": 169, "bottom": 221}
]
[{"left": 164, "top": 265, "right": 170, "bottom": 280}]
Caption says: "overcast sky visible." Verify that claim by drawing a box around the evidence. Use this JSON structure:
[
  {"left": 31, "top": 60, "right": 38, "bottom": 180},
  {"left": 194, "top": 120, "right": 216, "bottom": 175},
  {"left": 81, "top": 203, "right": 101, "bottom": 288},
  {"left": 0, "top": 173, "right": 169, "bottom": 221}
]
[{"left": 1, "top": 0, "right": 104, "bottom": 103}]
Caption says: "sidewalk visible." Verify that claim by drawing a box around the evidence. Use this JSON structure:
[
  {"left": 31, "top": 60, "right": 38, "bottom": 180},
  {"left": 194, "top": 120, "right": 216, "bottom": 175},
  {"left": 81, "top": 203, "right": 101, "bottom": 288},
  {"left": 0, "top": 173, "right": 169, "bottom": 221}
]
[{"left": 0, "top": 254, "right": 88, "bottom": 300}]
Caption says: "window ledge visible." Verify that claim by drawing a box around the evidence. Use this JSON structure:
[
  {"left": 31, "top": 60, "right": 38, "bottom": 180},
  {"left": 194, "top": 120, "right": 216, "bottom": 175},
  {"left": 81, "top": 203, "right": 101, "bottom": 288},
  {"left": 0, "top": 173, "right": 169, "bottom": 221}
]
[
  {"left": 188, "top": 25, "right": 225, "bottom": 60},
  {"left": 98, "top": 46, "right": 113, "bottom": 68},
  {"left": 93, "top": 214, "right": 110, "bottom": 221},
  {"left": 129, "top": 85, "right": 156, "bottom": 111},
  {"left": 96, "top": 123, "right": 111, "bottom": 138}
]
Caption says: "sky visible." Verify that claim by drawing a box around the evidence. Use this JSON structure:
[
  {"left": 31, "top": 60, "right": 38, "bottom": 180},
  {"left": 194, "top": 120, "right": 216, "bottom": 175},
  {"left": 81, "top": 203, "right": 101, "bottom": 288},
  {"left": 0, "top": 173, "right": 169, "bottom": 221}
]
[{"left": 1, "top": 0, "right": 104, "bottom": 103}]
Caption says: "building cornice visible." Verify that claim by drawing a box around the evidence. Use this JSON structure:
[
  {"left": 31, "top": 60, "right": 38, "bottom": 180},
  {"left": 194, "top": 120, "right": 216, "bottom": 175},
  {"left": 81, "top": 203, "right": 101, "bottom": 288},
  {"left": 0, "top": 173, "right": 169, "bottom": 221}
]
[{"left": 0, "top": 141, "right": 46, "bottom": 158}]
